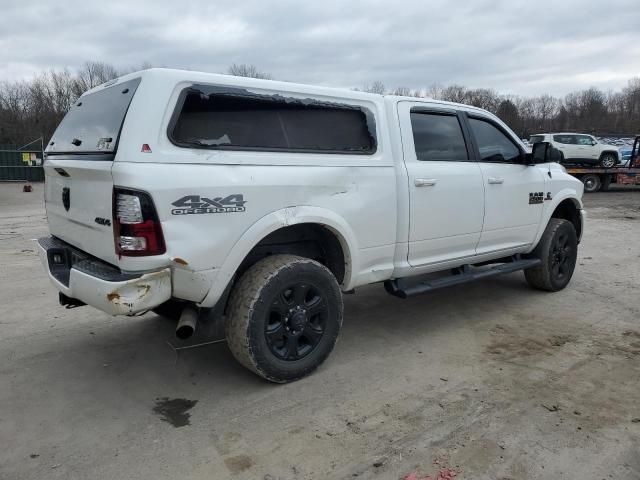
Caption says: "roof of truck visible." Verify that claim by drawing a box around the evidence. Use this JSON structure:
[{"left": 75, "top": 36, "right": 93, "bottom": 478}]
[{"left": 83, "top": 67, "right": 491, "bottom": 115}]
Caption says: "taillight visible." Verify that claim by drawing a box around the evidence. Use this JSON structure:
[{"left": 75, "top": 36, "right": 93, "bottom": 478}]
[{"left": 113, "top": 188, "right": 165, "bottom": 257}]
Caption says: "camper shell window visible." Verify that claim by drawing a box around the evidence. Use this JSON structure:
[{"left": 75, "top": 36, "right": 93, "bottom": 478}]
[{"left": 168, "top": 85, "right": 377, "bottom": 155}]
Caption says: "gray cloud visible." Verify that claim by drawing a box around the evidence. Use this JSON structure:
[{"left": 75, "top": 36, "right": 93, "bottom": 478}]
[{"left": 1, "top": 0, "right": 639, "bottom": 96}]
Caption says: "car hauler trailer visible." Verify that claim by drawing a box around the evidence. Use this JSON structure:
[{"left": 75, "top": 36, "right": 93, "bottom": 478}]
[{"left": 567, "top": 136, "right": 640, "bottom": 193}]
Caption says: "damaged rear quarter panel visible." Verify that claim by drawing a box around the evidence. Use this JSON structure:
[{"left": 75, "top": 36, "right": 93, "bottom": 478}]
[{"left": 113, "top": 162, "right": 396, "bottom": 274}]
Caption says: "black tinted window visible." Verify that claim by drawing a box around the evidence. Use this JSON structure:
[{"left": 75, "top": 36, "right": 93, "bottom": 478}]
[
  {"left": 553, "top": 135, "right": 575, "bottom": 144},
  {"left": 530, "top": 135, "right": 545, "bottom": 144},
  {"left": 410, "top": 112, "right": 468, "bottom": 161},
  {"left": 47, "top": 78, "right": 141, "bottom": 155},
  {"left": 469, "top": 118, "right": 521, "bottom": 163},
  {"left": 170, "top": 89, "right": 376, "bottom": 154}
]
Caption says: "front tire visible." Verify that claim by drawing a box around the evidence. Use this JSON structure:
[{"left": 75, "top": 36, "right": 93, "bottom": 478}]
[
  {"left": 525, "top": 218, "right": 577, "bottom": 292},
  {"left": 600, "top": 153, "right": 617, "bottom": 168},
  {"left": 225, "top": 255, "right": 343, "bottom": 383}
]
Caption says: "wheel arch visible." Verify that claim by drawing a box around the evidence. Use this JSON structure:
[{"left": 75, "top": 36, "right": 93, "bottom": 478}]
[
  {"left": 550, "top": 198, "right": 582, "bottom": 241},
  {"left": 198, "top": 206, "right": 359, "bottom": 309},
  {"left": 531, "top": 193, "right": 583, "bottom": 250},
  {"left": 600, "top": 150, "right": 619, "bottom": 160}
]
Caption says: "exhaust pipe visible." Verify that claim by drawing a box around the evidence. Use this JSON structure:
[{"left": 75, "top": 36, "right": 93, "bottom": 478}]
[{"left": 176, "top": 307, "right": 199, "bottom": 340}]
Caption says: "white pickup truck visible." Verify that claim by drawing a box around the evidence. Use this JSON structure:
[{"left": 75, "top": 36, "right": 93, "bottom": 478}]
[{"left": 38, "top": 68, "right": 585, "bottom": 382}]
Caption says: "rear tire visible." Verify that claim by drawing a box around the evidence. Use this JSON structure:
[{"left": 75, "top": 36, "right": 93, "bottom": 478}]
[
  {"left": 525, "top": 219, "right": 577, "bottom": 292},
  {"left": 581, "top": 174, "right": 601, "bottom": 193},
  {"left": 225, "top": 254, "right": 343, "bottom": 383}
]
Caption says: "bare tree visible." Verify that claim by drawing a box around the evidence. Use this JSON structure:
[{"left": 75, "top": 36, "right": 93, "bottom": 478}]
[
  {"left": 465, "top": 88, "right": 500, "bottom": 113},
  {"left": 227, "top": 64, "right": 272, "bottom": 80},
  {"left": 73, "top": 61, "right": 119, "bottom": 97},
  {"left": 440, "top": 85, "right": 467, "bottom": 104},
  {"left": 426, "top": 83, "right": 444, "bottom": 100},
  {"left": 535, "top": 94, "right": 559, "bottom": 131},
  {"left": 361, "top": 81, "right": 386, "bottom": 94},
  {"left": 392, "top": 86, "right": 413, "bottom": 96}
]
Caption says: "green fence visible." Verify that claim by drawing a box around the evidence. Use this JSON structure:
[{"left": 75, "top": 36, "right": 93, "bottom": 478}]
[{"left": 0, "top": 143, "right": 45, "bottom": 182}]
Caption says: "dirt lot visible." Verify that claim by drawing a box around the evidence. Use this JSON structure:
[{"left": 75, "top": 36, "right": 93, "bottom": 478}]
[{"left": 1, "top": 183, "right": 639, "bottom": 480}]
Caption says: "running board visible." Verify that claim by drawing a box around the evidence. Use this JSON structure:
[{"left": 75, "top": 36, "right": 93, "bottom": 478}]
[{"left": 384, "top": 256, "right": 542, "bottom": 299}]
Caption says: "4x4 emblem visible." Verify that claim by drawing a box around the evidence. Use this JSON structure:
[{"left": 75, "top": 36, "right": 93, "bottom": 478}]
[
  {"left": 62, "top": 187, "right": 70, "bottom": 211},
  {"left": 171, "top": 194, "right": 246, "bottom": 215}
]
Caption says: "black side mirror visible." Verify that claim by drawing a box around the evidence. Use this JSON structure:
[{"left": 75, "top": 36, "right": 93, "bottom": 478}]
[
  {"left": 528, "top": 142, "right": 550, "bottom": 164},
  {"left": 526, "top": 142, "right": 561, "bottom": 164}
]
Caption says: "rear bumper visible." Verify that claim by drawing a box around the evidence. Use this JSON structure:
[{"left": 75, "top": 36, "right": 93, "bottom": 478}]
[{"left": 37, "top": 236, "right": 171, "bottom": 316}]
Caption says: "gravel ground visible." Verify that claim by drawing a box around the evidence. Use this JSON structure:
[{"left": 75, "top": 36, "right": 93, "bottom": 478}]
[{"left": 0, "top": 183, "right": 639, "bottom": 480}]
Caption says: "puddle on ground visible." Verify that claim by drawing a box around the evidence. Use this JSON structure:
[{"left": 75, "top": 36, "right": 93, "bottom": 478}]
[{"left": 152, "top": 397, "right": 198, "bottom": 427}]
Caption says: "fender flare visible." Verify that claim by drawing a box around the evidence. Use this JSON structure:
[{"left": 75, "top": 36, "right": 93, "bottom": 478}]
[
  {"left": 600, "top": 150, "right": 619, "bottom": 159},
  {"left": 531, "top": 189, "right": 583, "bottom": 248},
  {"left": 198, "top": 206, "right": 359, "bottom": 308}
]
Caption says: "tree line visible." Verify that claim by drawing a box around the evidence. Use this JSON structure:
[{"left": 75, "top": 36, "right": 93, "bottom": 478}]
[
  {"left": 359, "top": 80, "right": 640, "bottom": 138},
  {"left": 1, "top": 61, "right": 638, "bottom": 148}
]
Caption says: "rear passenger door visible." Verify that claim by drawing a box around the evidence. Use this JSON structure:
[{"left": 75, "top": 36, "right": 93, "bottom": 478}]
[
  {"left": 466, "top": 115, "right": 545, "bottom": 253},
  {"left": 398, "top": 103, "right": 485, "bottom": 267}
]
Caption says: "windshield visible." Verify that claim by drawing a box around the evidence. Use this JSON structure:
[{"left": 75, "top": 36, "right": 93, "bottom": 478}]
[
  {"left": 529, "top": 135, "right": 545, "bottom": 144},
  {"left": 46, "top": 78, "right": 141, "bottom": 155}
]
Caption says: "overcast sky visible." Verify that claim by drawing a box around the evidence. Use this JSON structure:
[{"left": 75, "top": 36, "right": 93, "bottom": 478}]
[{"left": 2, "top": 0, "right": 639, "bottom": 97}]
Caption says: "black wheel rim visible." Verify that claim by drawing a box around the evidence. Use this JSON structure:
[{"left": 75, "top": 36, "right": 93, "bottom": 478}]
[
  {"left": 265, "top": 283, "right": 328, "bottom": 361},
  {"left": 551, "top": 232, "right": 573, "bottom": 281}
]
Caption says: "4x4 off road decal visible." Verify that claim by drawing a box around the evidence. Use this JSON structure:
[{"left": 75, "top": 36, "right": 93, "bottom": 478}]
[{"left": 171, "top": 194, "right": 246, "bottom": 215}]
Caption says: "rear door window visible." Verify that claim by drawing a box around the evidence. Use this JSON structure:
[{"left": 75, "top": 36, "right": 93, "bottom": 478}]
[
  {"left": 529, "top": 135, "right": 545, "bottom": 144},
  {"left": 410, "top": 112, "right": 469, "bottom": 161},
  {"left": 47, "top": 78, "right": 141, "bottom": 155},
  {"left": 169, "top": 86, "right": 376, "bottom": 154}
]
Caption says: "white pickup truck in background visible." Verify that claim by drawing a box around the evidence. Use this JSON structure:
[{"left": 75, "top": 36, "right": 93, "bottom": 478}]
[{"left": 38, "top": 69, "right": 585, "bottom": 382}]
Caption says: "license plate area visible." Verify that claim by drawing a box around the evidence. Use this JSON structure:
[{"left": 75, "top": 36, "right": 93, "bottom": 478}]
[{"left": 47, "top": 247, "right": 72, "bottom": 286}]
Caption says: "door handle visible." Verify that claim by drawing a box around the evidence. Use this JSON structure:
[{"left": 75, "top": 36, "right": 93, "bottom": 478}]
[
  {"left": 414, "top": 178, "right": 437, "bottom": 187},
  {"left": 487, "top": 177, "right": 504, "bottom": 184}
]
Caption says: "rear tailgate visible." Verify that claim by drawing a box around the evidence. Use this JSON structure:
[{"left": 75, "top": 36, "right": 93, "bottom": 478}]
[
  {"left": 43, "top": 77, "right": 142, "bottom": 265},
  {"left": 44, "top": 158, "right": 117, "bottom": 264}
]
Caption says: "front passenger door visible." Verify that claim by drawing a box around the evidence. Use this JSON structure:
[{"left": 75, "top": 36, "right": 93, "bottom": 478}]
[
  {"left": 576, "top": 135, "right": 598, "bottom": 161},
  {"left": 467, "top": 116, "right": 546, "bottom": 254}
]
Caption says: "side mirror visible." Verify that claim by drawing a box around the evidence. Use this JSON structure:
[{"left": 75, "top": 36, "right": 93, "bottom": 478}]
[
  {"left": 527, "top": 142, "right": 561, "bottom": 164},
  {"left": 528, "top": 142, "right": 549, "bottom": 164}
]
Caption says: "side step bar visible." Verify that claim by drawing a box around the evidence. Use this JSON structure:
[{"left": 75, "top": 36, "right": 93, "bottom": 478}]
[{"left": 384, "top": 256, "right": 542, "bottom": 299}]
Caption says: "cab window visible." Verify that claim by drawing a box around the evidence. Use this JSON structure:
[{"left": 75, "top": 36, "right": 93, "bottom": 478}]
[{"left": 468, "top": 117, "right": 521, "bottom": 163}]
